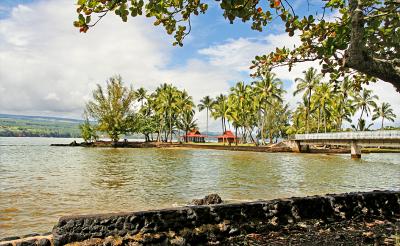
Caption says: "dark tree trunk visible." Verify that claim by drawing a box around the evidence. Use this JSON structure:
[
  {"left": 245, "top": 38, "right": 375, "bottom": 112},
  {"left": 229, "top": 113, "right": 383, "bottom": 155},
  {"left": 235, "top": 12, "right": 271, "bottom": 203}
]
[{"left": 345, "top": 0, "right": 400, "bottom": 92}]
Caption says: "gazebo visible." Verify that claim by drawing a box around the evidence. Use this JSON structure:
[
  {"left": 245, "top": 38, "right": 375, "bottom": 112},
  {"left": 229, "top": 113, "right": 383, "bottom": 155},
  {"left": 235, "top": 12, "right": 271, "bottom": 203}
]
[
  {"left": 216, "top": 130, "right": 238, "bottom": 144},
  {"left": 182, "top": 130, "right": 206, "bottom": 143}
]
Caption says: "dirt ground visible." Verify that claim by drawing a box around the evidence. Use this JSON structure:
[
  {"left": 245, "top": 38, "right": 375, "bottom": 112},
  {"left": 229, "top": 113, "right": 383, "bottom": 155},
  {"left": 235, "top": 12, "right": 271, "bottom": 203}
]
[{"left": 226, "top": 217, "right": 400, "bottom": 246}]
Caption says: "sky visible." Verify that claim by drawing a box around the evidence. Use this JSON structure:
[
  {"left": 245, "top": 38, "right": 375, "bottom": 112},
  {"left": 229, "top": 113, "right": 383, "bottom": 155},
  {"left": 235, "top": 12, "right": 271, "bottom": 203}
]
[{"left": 0, "top": 0, "right": 399, "bottom": 131}]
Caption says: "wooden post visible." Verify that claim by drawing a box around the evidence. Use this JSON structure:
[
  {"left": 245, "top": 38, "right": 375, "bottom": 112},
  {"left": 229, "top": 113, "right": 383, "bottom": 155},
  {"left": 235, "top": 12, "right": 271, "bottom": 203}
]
[{"left": 350, "top": 140, "right": 361, "bottom": 159}]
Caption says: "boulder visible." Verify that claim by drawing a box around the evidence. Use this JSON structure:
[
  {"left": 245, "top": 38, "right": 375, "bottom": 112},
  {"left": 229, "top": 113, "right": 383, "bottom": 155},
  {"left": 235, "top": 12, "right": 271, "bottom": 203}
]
[{"left": 191, "top": 194, "right": 223, "bottom": 205}]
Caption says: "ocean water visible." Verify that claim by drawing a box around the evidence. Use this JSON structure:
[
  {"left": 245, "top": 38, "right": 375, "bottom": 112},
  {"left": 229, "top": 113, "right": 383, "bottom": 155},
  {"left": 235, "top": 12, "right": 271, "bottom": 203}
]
[{"left": 0, "top": 137, "right": 399, "bottom": 237}]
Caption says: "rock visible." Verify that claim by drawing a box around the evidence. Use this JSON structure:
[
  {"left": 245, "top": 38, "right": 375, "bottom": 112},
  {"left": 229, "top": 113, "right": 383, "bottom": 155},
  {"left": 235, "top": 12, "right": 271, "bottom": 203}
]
[
  {"left": 21, "top": 234, "right": 40, "bottom": 239},
  {"left": 191, "top": 194, "right": 223, "bottom": 205},
  {"left": 0, "top": 236, "right": 20, "bottom": 242},
  {"left": 15, "top": 239, "right": 37, "bottom": 246},
  {"left": 69, "top": 141, "right": 79, "bottom": 146},
  {"left": 0, "top": 242, "right": 13, "bottom": 246},
  {"left": 37, "top": 238, "right": 51, "bottom": 246}
]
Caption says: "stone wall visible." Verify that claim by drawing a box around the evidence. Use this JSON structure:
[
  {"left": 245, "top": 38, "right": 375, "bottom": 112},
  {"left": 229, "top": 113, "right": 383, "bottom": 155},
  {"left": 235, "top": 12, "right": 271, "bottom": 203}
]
[{"left": 50, "top": 190, "right": 400, "bottom": 245}]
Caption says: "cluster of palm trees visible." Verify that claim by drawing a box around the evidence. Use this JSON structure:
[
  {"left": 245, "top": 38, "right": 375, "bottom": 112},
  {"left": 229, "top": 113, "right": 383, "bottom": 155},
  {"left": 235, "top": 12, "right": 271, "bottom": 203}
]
[
  {"left": 134, "top": 83, "right": 196, "bottom": 142},
  {"left": 82, "top": 73, "right": 397, "bottom": 143},
  {"left": 198, "top": 69, "right": 290, "bottom": 145},
  {"left": 81, "top": 76, "right": 197, "bottom": 143},
  {"left": 288, "top": 68, "right": 397, "bottom": 134},
  {"left": 131, "top": 69, "right": 290, "bottom": 145}
]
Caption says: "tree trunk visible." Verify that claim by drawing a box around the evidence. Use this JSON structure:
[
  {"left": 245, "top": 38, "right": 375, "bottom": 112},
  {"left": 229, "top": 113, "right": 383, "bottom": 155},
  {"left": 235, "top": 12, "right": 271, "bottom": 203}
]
[
  {"left": 206, "top": 108, "right": 209, "bottom": 141},
  {"left": 221, "top": 118, "right": 224, "bottom": 134},
  {"left": 261, "top": 109, "right": 266, "bottom": 145},
  {"left": 358, "top": 108, "right": 365, "bottom": 131},
  {"left": 381, "top": 117, "right": 384, "bottom": 130},
  {"left": 248, "top": 127, "right": 256, "bottom": 145},
  {"left": 345, "top": 0, "right": 400, "bottom": 92},
  {"left": 169, "top": 112, "right": 173, "bottom": 143},
  {"left": 317, "top": 108, "right": 321, "bottom": 133},
  {"left": 235, "top": 127, "right": 238, "bottom": 146},
  {"left": 324, "top": 110, "right": 327, "bottom": 133},
  {"left": 269, "top": 131, "right": 273, "bottom": 145},
  {"left": 306, "top": 88, "right": 311, "bottom": 133}
]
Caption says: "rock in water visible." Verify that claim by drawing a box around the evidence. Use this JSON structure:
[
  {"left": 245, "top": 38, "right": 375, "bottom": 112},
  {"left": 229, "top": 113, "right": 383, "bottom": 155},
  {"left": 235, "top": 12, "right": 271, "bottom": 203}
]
[{"left": 191, "top": 194, "right": 223, "bottom": 205}]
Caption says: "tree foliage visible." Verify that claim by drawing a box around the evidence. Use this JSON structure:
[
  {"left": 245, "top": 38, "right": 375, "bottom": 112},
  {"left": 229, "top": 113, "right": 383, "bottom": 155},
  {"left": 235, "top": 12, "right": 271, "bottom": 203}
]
[
  {"left": 372, "top": 102, "right": 397, "bottom": 129},
  {"left": 85, "top": 75, "right": 136, "bottom": 142},
  {"left": 79, "top": 113, "right": 98, "bottom": 142},
  {"left": 74, "top": 0, "right": 400, "bottom": 91}
]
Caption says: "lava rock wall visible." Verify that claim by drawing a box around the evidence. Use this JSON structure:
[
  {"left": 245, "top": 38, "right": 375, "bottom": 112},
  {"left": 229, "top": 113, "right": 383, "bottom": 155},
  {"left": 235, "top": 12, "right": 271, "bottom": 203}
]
[{"left": 51, "top": 190, "right": 400, "bottom": 245}]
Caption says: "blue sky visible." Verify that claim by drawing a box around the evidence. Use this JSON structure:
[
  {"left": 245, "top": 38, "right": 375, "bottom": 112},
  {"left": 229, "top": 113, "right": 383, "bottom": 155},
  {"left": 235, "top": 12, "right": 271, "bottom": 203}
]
[{"left": 0, "top": 0, "right": 398, "bottom": 130}]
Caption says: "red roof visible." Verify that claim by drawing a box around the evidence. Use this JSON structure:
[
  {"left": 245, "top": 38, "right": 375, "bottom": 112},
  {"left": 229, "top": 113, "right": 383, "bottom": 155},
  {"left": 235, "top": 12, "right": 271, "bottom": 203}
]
[
  {"left": 216, "top": 130, "right": 237, "bottom": 139},
  {"left": 183, "top": 129, "right": 206, "bottom": 138}
]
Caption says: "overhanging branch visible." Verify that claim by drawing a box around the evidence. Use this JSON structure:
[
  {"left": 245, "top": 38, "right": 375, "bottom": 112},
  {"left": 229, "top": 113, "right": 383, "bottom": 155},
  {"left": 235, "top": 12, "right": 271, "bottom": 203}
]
[{"left": 344, "top": 0, "right": 400, "bottom": 92}]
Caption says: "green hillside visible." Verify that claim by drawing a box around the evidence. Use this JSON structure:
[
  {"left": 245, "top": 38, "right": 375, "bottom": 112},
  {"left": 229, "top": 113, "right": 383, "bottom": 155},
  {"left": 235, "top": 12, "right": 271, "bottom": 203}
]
[{"left": 0, "top": 114, "right": 81, "bottom": 138}]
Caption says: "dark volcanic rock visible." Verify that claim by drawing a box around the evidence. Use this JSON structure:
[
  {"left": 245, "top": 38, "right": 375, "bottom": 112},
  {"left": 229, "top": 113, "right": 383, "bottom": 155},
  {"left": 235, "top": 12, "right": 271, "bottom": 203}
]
[
  {"left": 0, "top": 236, "right": 21, "bottom": 242},
  {"left": 37, "top": 238, "right": 51, "bottom": 246},
  {"left": 190, "top": 194, "right": 223, "bottom": 205},
  {"left": 51, "top": 190, "right": 400, "bottom": 246}
]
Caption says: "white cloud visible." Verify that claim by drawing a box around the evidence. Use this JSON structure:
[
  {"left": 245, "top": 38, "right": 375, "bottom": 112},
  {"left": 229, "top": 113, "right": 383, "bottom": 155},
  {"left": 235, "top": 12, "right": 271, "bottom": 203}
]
[
  {"left": 44, "top": 92, "right": 60, "bottom": 101},
  {"left": 0, "top": 0, "right": 398, "bottom": 132},
  {"left": 0, "top": 0, "right": 235, "bottom": 124},
  {"left": 197, "top": 33, "right": 400, "bottom": 129}
]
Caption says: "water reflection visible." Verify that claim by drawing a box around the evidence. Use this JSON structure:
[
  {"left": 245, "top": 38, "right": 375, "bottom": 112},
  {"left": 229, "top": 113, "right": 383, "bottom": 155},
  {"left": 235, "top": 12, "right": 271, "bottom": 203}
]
[{"left": 0, "top": 137, "right": 399, "bottom": 238}]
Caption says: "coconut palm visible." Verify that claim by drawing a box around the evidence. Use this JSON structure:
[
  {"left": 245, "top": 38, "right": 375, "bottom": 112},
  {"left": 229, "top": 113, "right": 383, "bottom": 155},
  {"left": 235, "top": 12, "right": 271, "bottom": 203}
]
[
  {"left": 293, "top": 68, "right": 322, "bottom": 133},
  {"left": 212, "top": 94, "right": 229, "bottom": 134},
  {"left": 352, "top": 89, "right": 379, "bottom": 131},
  {"left": 351, "top": 119, "right": 373, "bottom": 131},
  {"left": 252, "top": 70, "right": 283, "bottom": 144},
  {"left": 372, "top": 102, "right": 396, "bottom": 129},
  {"left": 312, "top": 83, "right": 333, "bottom": 133},
  {"left": 264, "top": 99, "right": 290, "bottom": 143},
  {"left": 287, "top": 98, "right": 308, "bottom": 134},
  {"left": 135, "top": 87, "right": 147, "bottom": 107},
  {"left": 230, "top": 82, "right": 251, "bottom": 142},
  {"left": 334, "top": 77, "right": 355, "bottom": 130},
  {"left": 177, "top": 109, "right": 198, "bottom": 142},
  {"left": 197, "top": 96, "right": 214, "bottom": 139}
]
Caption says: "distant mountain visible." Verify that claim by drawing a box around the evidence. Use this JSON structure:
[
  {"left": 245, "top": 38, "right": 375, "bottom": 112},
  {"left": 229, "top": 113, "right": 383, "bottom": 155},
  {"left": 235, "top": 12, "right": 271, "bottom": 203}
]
[
  {"left": 0, "top": 113, "right": 81, "bottom": 138},
  {"left": 0, "top": 113, "right": 82, "bottom": 123}
]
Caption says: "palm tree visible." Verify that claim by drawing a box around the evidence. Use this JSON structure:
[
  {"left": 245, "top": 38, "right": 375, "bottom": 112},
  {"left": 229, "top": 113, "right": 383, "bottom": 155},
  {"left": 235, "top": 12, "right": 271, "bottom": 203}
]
[
  {"left": 197, "top": 96, "right": 214, "bottom": 140},
  {"left": 352, "top": 89, "right": 379, "bottom": 131},
  {"left": 135, "top": 87, "right": 147, "bottom": 107},
  {"left": 287, "top": 98, "right": 308, "bottom": 134},
  {"left": 313, "top": 83, "right": 333, "bottom": 133},
  {"left": 212, "top": 94, "right": 229, "bottom": 134},
  {"left": 252, "top": 70, "right": 283, "bottom": 144},
  {"left": 264, "top": 99, "right": 290, "bottom": 143},
  {"left": 334, "top": 77, "right": 355, "bottom": 130},
  {"left": 230, "top": 82, "right": 252, "bottom": 143},
  {"left": 351, "top": 119, "right": 373, "bottom": 131},
  {"left": 177, "top": 109, "right": 198, "bottom": 142},
  {"left": 293, "top": 68, "right": 322, "bottom": 133},
  {"left": 372, "top": 102, "right": 396, "bottom": 129}
]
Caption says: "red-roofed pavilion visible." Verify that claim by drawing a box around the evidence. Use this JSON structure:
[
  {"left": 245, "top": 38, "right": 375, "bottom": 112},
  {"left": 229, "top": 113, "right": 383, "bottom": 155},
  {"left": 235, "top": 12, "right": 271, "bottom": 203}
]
[
  {"left": 216, "top": 130, "right": 238, "bottom": 144},
  {"left": 182, "top": 129, "right": 206, "bottom": 143}
]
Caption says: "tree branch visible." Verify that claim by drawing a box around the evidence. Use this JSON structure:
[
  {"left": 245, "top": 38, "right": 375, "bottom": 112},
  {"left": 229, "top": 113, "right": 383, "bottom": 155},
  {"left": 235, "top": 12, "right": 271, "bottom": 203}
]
[{"left": 344, "top": 0, "right": 400, "bottom": 91}]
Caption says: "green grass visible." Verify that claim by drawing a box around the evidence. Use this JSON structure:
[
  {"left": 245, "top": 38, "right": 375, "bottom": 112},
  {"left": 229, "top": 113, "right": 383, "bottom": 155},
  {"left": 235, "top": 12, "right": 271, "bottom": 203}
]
[{"left": 363, "top": 148, "right": 400, "bottom": 153}]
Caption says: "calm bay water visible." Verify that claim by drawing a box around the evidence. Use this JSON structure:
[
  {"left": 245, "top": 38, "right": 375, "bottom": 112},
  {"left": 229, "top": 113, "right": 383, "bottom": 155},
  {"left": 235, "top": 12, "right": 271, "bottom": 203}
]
[{"left": 0, "top": 137, "right": 399, "bottom": 237}]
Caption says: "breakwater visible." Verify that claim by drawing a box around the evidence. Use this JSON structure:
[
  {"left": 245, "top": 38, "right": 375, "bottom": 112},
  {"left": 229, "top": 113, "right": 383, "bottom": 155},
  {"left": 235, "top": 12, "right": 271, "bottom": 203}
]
[{"left": 2, "top": 190, "right": 398, "bottom": 245}]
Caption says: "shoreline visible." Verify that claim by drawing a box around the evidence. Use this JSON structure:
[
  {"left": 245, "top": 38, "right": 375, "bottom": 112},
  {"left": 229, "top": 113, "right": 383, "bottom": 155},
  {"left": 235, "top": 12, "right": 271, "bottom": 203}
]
[
  {"left": 1, "top": 190, "right": 399, "bottom": 246},
  {"left": 50, "top": 141, "right": 400, "bottom": 154}
]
